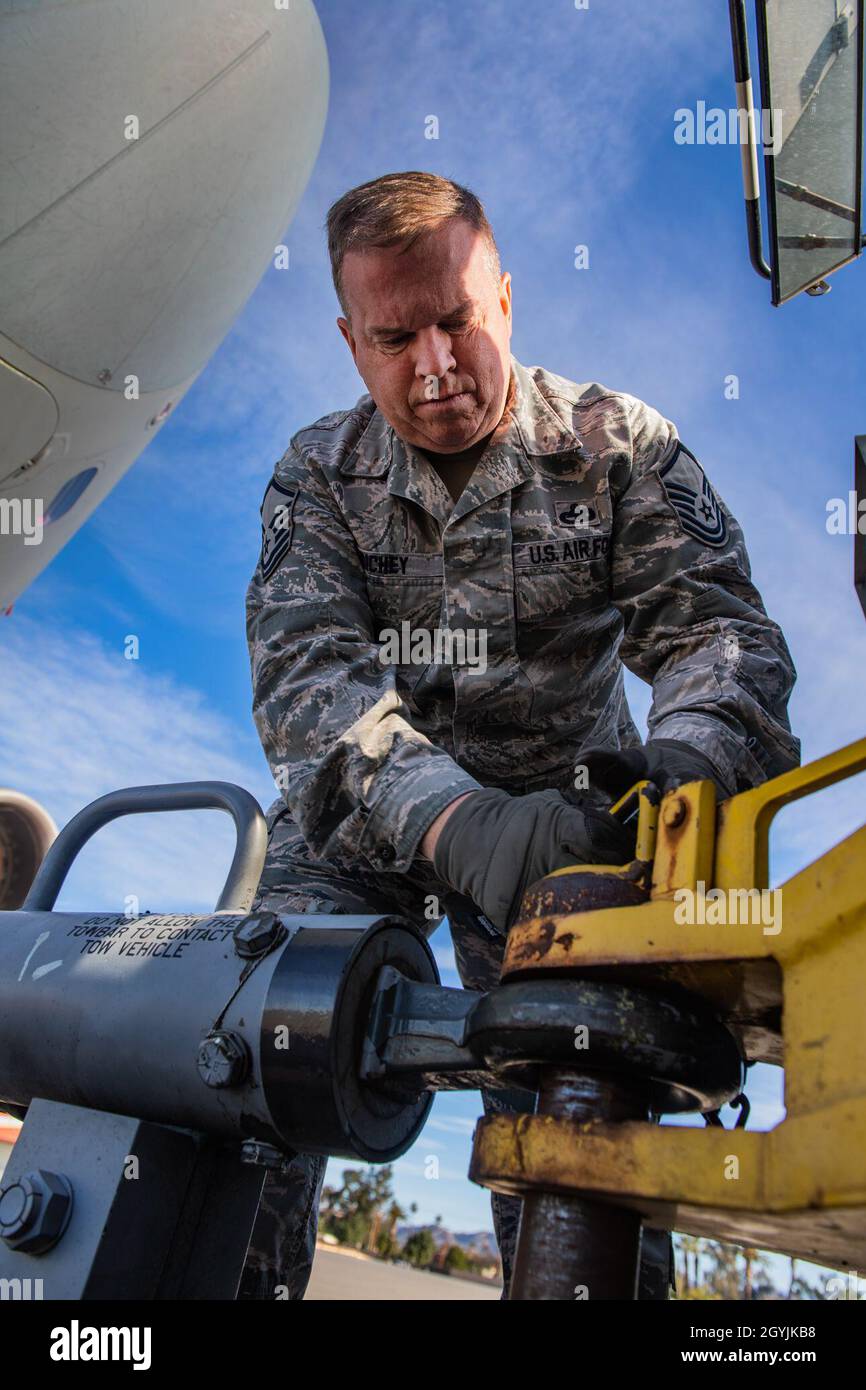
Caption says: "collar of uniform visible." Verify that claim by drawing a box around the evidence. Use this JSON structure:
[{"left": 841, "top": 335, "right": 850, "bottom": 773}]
[
  {"left": 506, "top": 356, "right": 582, "bottom": 461},
  {"left": 338, "top": 404, "right": 453, "bottom": 524},
  {"left": 337, "top": 356, "right": 583, "bottom": 523},
  {"left": 445, "top": 357, "right": 583, "bottom": 523},
  {"left": 339, "top": 396, "right": 392, "bottom": 478}
]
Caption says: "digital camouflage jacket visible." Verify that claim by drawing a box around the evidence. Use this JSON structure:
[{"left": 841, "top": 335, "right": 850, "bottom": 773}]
[{"left": 246, "top": 356, "right": 799, "bottom": 873}]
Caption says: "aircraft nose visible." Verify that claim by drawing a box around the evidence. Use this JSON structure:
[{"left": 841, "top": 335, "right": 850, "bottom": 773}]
[{"left": 0, "top": 0, "right": 329, "bottom": 394}]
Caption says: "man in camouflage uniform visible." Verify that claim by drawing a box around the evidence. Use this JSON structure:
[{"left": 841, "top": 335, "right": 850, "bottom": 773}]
[{"left": 239, "top": 172, "right": 799, "bottom": 1300}]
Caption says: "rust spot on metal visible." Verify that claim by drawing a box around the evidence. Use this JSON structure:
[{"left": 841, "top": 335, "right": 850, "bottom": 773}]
[
  {"left": 654, "top": 798, "right": 694, "bottom": 896},
  {"left": 517, "top": 870, "right": 648, "bottom": 926},
  {"left": 662, "top": 796, "right": 688, "bottom": 830},
  {"left": 506, "top": 869, "right": 652, "bottom": 975},
  {"left": 506, "top": 917, "right": 558, "bottom": 967}
]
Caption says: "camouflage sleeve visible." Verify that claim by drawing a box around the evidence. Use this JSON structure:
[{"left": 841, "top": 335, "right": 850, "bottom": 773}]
[
  {"left": 609, "top": 395, "right": 800, "bottom": 795},
  {"left": 245, "top": 445, "right": 482, "bottom": 872}
]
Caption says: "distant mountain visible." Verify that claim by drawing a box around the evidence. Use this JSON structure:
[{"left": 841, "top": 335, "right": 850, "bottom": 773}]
[
  {"left": 396, "top": 1225, "right": 498, "bottom": 1260},
  {"left": 453, "top": 1231, "right": 499, "bottom": 1260}
]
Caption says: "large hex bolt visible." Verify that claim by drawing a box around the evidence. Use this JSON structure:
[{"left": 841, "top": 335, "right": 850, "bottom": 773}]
[
  {"left": 197, "top": 1030, "right": 250, "bottom": 1088},
  {"left": 0, "top": 1169, "right": 74, "bottom": 1254},
  {"left": 233, "top": 911, "right": 287, "bottom": 959}
]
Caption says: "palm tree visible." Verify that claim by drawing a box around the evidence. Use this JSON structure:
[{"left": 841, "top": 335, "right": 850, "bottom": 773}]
[{"left": 786, "top": 1257, "right": 797, "bottom": 1299}]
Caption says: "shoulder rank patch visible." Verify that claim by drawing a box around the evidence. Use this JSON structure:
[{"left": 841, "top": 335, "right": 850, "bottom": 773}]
[
  {"left": 658, "top": 444, "right": 728, "bottom": 548},
  {"left": 260, "top": 479, "right": 298, "bottom": 579}
]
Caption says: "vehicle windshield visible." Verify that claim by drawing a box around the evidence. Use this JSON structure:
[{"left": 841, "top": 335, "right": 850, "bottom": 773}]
[{"left": 760, "top": 0, "right": 863, "bottom": 303}]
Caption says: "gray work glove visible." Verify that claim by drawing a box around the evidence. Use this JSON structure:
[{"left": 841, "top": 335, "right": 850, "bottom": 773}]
[
  {"left": 432, "top": 788, "right": 634, "bottom": 933},
  {"left": 579, "top": 739, "right": 733, "bottom": 802}
]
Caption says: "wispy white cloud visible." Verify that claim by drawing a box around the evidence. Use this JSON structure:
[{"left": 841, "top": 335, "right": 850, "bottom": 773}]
[
  {"left": 391, "top": 1157, "right": 471, "bottom": 1185},
  {"left": 0, "top": 618, "right": 273, "bottom": 914},
  {"left": 425, "top": 1114, "right": 478, "bottom": 1138}
]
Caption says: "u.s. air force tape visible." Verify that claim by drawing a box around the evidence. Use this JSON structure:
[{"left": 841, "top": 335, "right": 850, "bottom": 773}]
[
  {"left": 658, "top": 443, "right": 728, "bottom": 548},
  {"left": 260, "top": 480, "right": 298, "bottom": 579}
]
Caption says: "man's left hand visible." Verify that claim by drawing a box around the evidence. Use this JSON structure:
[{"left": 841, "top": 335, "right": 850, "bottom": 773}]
[{"left": 578, "top": 739, "right": 734, "bottom": 803}]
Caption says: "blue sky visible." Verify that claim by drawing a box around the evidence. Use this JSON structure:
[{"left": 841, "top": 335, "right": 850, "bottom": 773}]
[{"left": 3, "top": 0, "right": 865, "bottom": 1254}]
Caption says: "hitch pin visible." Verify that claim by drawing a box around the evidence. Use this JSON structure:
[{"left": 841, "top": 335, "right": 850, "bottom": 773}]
[{"left": 610, "top": 779, "right": 660, "bottom": 865}]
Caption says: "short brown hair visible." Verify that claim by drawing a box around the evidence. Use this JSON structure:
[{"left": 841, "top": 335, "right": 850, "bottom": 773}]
[{"left": 326, "top": 171, "right": 501, "bottom": 316}]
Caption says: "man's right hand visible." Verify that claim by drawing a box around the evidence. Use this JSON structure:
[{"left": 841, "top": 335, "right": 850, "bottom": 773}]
[{"left": 431, "top": 788, "right": 633, "bottom": 933}]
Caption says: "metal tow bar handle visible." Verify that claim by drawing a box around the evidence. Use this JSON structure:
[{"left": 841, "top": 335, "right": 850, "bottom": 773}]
[{"left": 21, "top": 782, "right": 268, "bottom": 914}]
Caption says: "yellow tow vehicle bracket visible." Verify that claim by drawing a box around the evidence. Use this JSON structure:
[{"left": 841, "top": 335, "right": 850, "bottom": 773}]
[{"left": 472, "top": 737, "right": 866, "bottom": 1269}]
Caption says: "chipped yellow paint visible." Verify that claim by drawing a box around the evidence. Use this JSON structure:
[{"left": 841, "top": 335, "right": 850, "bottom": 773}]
[{"left": 487, "top": 737, "right": 866, "bottom": 1267}]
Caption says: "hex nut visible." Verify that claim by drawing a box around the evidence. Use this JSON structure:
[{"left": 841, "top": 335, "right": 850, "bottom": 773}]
[
  {"left": 197, "top": 1030, "right": 250, "bottom": 1088},
  {"left": 0, "top": 1169, "right": 73, "bottom": 1254},
  {"left": 233, "top": 911, "right": 287, "bottom": 959}
]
